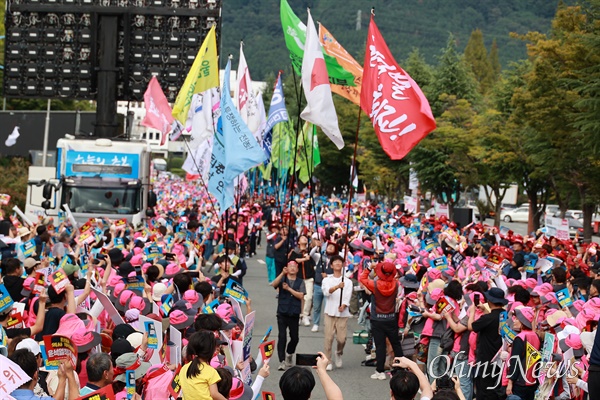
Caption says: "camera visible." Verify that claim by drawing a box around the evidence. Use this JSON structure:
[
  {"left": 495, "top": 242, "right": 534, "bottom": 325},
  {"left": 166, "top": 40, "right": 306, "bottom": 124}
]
[{"left": 435, "top": 375, "right": 455, "bottom": 391}]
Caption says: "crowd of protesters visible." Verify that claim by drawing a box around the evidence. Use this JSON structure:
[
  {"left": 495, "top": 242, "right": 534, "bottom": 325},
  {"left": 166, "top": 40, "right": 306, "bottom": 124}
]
[{"left": 0, "top": 172, "right": 598, "bottom": 400}]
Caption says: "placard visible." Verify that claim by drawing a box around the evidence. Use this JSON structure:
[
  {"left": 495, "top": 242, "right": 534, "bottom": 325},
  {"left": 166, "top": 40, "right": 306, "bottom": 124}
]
[
  {"left": 499, "top": 310, "right": 516, "bottom": 344},
  {"left": 169, "top": 326, "right": 182, "bottom": 367},
  {"left": 126, "top": 370, "right": 136, "bottom": 399},
  {"left": 430, "top": 256, "right": 448, "bottom": 271},
  {"left": 43, "top": 335, "right": 78, "bottom": 369},
  {"left": 434, "top": 296, "right": 455, "bottom": 315},
  {"left": 168, "top": 365, "right": 182, "bottom": 399},
  {"left": 145, "top": 245, "right": 161, "bottom": 261},
  {"left": 202, "top": 299, "right": 220, "bottom": 314},
  {"left": 262, "top": 393, "right": 276, "bottom": 400},
  {"left": 259, "top": 340, "right": 275, "bottom": 361},
  {"left": 223, "top": 279, "right": 248, "bottom": 304},
  {"left": 140, "top": 315, "right": 162, "bottom": 365},
  {"left": 145, "top": 321, "right": 159, "bottom": 349},
  {"left": 91, "top": 288, "right": 125, "bottom": 326},
  {"left": 0, "top": 354, "right": 31, "bottom": 396},
  {"left": 74, "top": 385, "right": 115, "bottom": 400},
  {"left": 50, "top": 268, "right": 69, "bottom": 294},
  {"left": 19, "top": 239, "right": 36, "bottom": 258},
  {"left": 555, "top": 288, "right": 573, "bottom": 308},
  {"left": 0, "top": 194, "right": 11, "bottom": 205},
  {"left": 160, "top": 294, "right": 173, "bottom": 317},
  {"left": 114, "top": 218, "right": 128, "bottom": 231},
  {"left": 0, "top": 284, "right": 15, "bottom": 314}
]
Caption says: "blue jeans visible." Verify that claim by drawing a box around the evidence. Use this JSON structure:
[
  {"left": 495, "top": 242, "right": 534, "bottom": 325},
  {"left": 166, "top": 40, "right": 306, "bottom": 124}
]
[
  {"left": 427, "top": 337, "right": 445, "bottom": 383},
  {"left": 454, "top": 357, "right": 473, "bottom": 400},
  {"left": 265, "top": 256, "right": 276, "bottom": 283},
  {"left": 313, "top": 284, "right": 324, "bottom": 326}
]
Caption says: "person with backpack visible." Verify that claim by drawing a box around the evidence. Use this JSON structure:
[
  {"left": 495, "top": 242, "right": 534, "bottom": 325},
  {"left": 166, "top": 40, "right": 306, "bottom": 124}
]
[{"left": 507, "top": 307, "right": 540, "bottom": 400}]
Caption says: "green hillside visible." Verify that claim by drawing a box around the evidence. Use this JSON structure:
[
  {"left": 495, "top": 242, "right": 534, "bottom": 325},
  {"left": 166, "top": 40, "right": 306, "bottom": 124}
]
[{"left": 220, "top": 0, "right": 570, "bottom": 80}]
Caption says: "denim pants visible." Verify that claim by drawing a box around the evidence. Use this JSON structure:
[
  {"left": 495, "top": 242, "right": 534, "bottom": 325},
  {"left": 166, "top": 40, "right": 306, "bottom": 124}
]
[
  {"left": 426, "top": 337, "right": 446, "bottom": 383},
  {"left": 312, "top": 284, "right": 324, "bottom": 326},
  {"left": 454, "top": 357, "right": 473, "bottom": 400}
]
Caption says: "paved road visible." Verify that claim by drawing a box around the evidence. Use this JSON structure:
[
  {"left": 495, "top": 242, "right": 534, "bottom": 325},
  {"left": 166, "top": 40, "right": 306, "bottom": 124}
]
[{"left": 238, "top": 240, "right": 391, "bottom": 400}]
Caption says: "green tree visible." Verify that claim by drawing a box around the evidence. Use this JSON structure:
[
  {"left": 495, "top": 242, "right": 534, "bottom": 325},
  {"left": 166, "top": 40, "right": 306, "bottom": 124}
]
[
  {"left": 489, "top": 39, "right": 502, "bottom": 79},
  {"left": 464, "top": 29, "right": 495, "bottom": 93},
  {"left": 429, "top": 34, "right": 481, "bottom": 117},
  {"left": 402, "top": 48, "right": 434, "bottom": 95}
]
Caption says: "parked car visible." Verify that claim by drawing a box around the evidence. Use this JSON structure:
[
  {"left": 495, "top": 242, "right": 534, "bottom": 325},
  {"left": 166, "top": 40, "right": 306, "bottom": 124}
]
[
  {"left": 565, "top": 217, "right": 584, "bottom": 239},
  {"left": 500, "top": 206, "right": 530, "bottom": 223}
]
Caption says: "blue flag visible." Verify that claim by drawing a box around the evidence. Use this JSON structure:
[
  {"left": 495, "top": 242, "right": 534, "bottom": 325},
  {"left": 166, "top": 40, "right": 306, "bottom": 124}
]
[
  {"left": 221, "top": 60, "right": 267, "bottom": 182},
  {"left": 263, "top": 73, "right": 289, "bottom": 161},
  {"left": 208, "top": 125, "right": 235, "bottom": 214}
]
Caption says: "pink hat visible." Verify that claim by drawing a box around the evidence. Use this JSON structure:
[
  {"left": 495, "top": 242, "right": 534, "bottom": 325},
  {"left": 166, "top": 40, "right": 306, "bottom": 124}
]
[
  {"left": 216, "top": 303, "right": 233, "bottom": 322},
  {"left": 141, "top": 262, "right": 152, "bottom": 274},
  {"left": 112, "top": 282, "right": 127, "bottom": 300},
  {"left": 71, "top": 327, "right": 102, "bottom": 353},
  {"left": 427, "top": 269, "right": 442, "bottom": 282},
  {"left": 573, "top": 299, "right": 586, "bottom": 312},
  {"left": 525, "top": 278, "right": 538, "bottom": 290},
  {"left": 130, "top": 255, "right": 144, "bottom": 267},
  {"left": 108, "top": 275, "right": 123, "bottom": 288},
  {"left": 55, "top": 314, "right": 85, "bottom": 336},
  {"left": 514, "top": 307, "right": 535, "bottom": 330},
  {"left": 116, "top": 290, "right": 135, "bottom": 312},
  {"left": 575, "top": 308, "right": 596, "bottom": 329},
  {"left": 163, "top": 263, "right": 183, "bottom": 278},
  {"left": 183, "top": 290, "right": 203, "bottom": 308},
  {"left": 585, "top": 297, "right": 600, "bottom": 313},
  {"left": 426, "top": 288, "right": 444, "bottom": 305},
  {"left": 133, "top": 247, "right": 143, "bottom": 255},
  {"left": 127, "top": 295, "right": 151, "bottom": 314},
  {"left": 531, "top": 283, "right": 553, "bottom": 297},
  {"left": 169, "top": 310, "right": 194, "bottom": 330}
]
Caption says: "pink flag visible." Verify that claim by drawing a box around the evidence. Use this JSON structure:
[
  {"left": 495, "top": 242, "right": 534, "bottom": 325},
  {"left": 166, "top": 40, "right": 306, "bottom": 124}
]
[{"left": 141, "top": 76, "right": 175, "bottom": 145}]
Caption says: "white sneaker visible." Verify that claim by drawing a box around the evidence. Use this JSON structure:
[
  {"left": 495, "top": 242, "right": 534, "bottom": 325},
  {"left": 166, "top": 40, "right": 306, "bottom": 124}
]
[
  {"left": 278, "top": 362, "right": 286, "bottom": 371},
  {"left": 326, "top": 363, "right": 333, "bottom": 371},
  {"left": 335, "top": 353, "right": 343, "bottom": 368},
  {"left": 302, "top": 316, "right": 311, "bottom": 326},
  {"left": 370, "top": 371, "right": 386, "bottom": 380},
  {"left": 311, "top": 324, "right": 319, "bottom": 332},
  {"left": 285, "top": 353, "right": 294, "bottom": 368}
]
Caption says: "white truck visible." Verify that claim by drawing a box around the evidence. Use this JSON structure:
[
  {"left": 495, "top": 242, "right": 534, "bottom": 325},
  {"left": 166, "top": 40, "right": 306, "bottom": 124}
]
[{"left": 25, "top": 137, "right": 157, "bottom": 226}]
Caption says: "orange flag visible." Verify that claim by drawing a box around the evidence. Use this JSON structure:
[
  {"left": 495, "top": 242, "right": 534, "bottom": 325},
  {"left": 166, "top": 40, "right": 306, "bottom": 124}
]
[{"left": 319, "top": 23, "right": 363, "bottom": 106}]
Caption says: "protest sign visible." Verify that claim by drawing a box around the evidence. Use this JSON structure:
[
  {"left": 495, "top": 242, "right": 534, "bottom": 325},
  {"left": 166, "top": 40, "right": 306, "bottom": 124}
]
[
  {"left": 202, "top": 299, "right": 220, "bottom": 314},
  {"left": 50, "top": 268, "right": 69, "bottom": 294},
  {"left": 75, "top": 385, "right": 115, "bottom": 400},
  {"left": 0, "top": 284, "right": 14, "bottom": 314},
  {"left": 539, "top": 333, "right": 556, "bottom": 386},
  {"left": 140, "top": 315, "right": 162, "bottom": 365},
  {"left": 168, "top": 365, "right": 182, "bottom": 399},
  {"left": 555, "top": 288, "right": 573, "bottom": 308},
  {"left": 91, "top": 288, "right": 125, "bottom": 326},
  {"left": 114, "top": 218, "right": 127, "bottom": 231},
  {"left": 43, "top": 335, "right": 78, "bottom": 369},
  {"left": 262, "top": 393, "right": 276, "bottom": 400},
  {"left": 169, "top": 326, "right": 182, "bottom": 366},
  {"left": 114, "top": 238, "right": 125, "bottom": 250},
  {"left": 145, "top": 244, "right": 161, "bottom": 261},
  {"left": 126, "top": 370, "right": 136, "bottom": 399},
  {"left": 499, "top": 310, "right": 516, "bottom": 344},
  {"left": 0, "top": 194, "right": 11, "bottom": 205},
  {"left": 160, "top": 294, "right": 173, "bottom": 317},
  {"left": 430, "top": 256, "right": 448, "bottom": 271},
  {"left": 0, "top": 354, "right": 31, "bottom": 397},
  {"left": 145, "top": 321, "right": 159, "bottom": 349},
  {"left": 259, "top": 340, "right": 275, "bottom": 361},
  {"left": 223, "top": 279, "right": 248, "bottom": 304},
  {"left": 434, "top": 296, "right": 455, "bottom": 315},
  {"left": 19, "top": 239, "right": 36, "bottom": 258}
]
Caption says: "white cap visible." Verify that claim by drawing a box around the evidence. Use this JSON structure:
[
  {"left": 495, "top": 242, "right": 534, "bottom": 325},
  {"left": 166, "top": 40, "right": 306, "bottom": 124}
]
[
  {"left": 152, "top": 282, "right": 167, "bottom": 302},
  {"left": 16, "top": 338, "right": 41, "bottom": 356}
]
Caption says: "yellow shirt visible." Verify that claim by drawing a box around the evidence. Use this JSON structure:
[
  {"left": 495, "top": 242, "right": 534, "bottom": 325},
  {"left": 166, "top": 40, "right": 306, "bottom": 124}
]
[{"left": 179, "top": 361, "right": 221, "bottom": 400}]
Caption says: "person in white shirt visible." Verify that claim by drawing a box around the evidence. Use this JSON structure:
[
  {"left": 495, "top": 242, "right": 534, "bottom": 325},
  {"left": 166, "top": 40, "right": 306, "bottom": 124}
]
[{"left": 321, "top": 254, "right": 353, "bottom": 371}]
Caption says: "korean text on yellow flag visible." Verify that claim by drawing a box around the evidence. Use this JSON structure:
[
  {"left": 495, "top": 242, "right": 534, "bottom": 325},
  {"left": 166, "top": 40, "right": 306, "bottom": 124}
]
[{"left": 172, "top": 26, "right": 219, "bottom": 123}]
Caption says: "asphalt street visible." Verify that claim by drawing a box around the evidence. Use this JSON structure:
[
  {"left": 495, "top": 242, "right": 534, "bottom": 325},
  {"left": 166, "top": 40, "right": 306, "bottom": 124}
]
[{"left": 237, "top": 239, "right": 392, "bottom": 400}]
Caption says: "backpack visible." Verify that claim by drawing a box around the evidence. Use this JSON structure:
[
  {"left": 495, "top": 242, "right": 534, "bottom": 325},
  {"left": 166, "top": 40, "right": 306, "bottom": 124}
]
[{"left": 440, "top": 321, "right": 455, "bottom": 352}]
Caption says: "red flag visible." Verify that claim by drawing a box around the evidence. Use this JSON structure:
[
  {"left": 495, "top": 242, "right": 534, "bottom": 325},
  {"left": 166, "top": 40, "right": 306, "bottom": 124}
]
[
  {"left": 142, "top": 76, "right": 175, "bottom": 146},
  {"left": 360, "top": 15, "right": 436, "bottom": 160}
]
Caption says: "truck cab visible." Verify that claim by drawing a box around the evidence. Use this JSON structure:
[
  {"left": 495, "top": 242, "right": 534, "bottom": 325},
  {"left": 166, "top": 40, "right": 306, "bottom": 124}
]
[{"left": 26, "top": 137, "right": 156, "bottom": 226}]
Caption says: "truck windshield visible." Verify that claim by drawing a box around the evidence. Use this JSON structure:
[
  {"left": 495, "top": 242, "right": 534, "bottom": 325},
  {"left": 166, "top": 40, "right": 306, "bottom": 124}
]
[{"left": 63, "top": 185, "right": 140, "bottom": 215}]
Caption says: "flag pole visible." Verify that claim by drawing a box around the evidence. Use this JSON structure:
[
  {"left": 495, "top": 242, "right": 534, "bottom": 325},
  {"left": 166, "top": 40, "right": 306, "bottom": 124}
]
[{"left": 340, "top": 105, "right": 362, "bottom": 307}]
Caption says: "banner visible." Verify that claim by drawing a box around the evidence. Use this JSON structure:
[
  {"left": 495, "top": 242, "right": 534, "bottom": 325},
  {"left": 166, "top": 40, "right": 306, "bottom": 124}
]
[
  {"left": 172, "top": 26, "right": 219, "bottom": 124},
  {"left": 0, "top": 354, "right": 31, "bottom": 396},
  {"left": 360, "top": 15, "right": 436, "bottom": 160}
]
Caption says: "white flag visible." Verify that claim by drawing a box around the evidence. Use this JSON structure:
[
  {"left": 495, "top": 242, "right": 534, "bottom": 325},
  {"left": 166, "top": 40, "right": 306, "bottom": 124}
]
[
  {"left": 5, "top": 126, "right": 20, "bottom": 147},
  {"left": 187, "top": 88, "right": 220, "bottom": 151},
  {"left": 182, "top": 136, "right": 214, "bottom": 182},
  {"left": 254, "top": 90, "right": 267, "bottom": 145},
  {"left": 236, "top": 43, "right": 261, "bottom": 135},
  {"left": 300, "top": 10, "right": 344, "bottom": 150}
]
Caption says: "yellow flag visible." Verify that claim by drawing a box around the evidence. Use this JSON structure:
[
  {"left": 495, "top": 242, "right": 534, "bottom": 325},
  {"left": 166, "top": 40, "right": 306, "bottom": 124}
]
[{"left": 172, "top": 26, "right": 219, "bottom": 123}]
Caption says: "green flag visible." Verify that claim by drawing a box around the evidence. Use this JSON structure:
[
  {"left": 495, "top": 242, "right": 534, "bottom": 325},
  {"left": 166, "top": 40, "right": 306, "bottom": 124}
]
[
  {"left": 272, "top": 120, "right": 294, "bottom": 179},
  {"left": 280, "top": 0, "right": 355, "bottom": 86},
  {"left": 312, "top": 124, "right": 321, "bottom": 168}
]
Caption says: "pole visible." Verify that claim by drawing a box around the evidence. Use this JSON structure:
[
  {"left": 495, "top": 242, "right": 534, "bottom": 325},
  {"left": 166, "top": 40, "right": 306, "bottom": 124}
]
[
  {"left": 42, "top": 99, "right": 51, "bottom": 167},
  {"left": 340, "top": 107, "right": 362, "bottom": 307}
]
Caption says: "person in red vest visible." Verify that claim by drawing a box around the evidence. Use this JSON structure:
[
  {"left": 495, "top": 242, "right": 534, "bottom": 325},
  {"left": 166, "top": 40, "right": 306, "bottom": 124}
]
[{"left": 359, "top": 261, "right": 403, "bottom": 380}]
